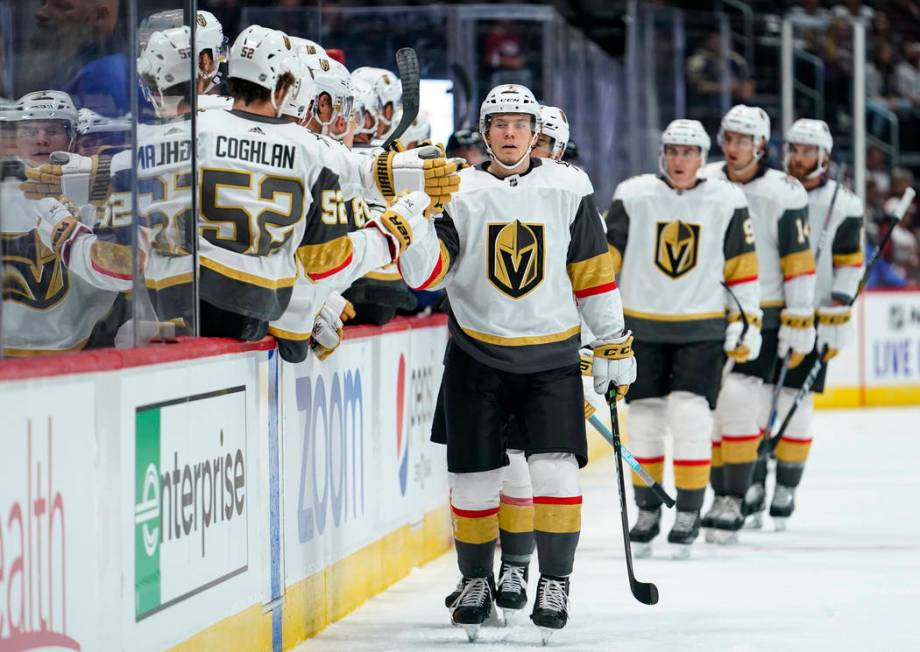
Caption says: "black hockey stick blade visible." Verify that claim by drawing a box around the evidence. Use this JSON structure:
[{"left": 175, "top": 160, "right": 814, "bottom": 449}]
[
  {"left": 607, "top": 392, "right": 660, "bottom": 606},
  {"left": 381, "top": 48, "right": 420, "bottom": 151}
]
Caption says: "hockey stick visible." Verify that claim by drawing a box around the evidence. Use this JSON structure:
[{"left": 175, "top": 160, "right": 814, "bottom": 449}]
[
  {"left": 380, "top": 48, "right": 420, "bottom": 151},
  {"left": 762, "top": 351, "right": 791, "bottom": 441},
  {"left": 769, "top": 186, "right": 917, "bottom": 450},
  {"left": 721, "top": 281, "right": 750, "bottom": 384},
  {"left": 585, "top": 406, "right": 676, "bottom": 508},
  {"left": 812, "top": 163, "right": 848, "bottom": 264},
  {"left": 449, "top": 62, "right": 473, "bottom": 129},
  {"left": 606, "top": 391, "right": 659, "bottom": 606}
]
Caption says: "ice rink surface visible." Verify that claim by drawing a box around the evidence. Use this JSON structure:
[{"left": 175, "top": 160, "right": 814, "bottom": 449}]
[{"left": 297, "top": 407, "right": 920, "bottom": 651}]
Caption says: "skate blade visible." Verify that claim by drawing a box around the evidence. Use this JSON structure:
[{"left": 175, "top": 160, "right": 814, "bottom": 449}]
[
  {"left": 670, "top": 543, "right": 692, "bottom": 560},
  {"left": 464, "top": 624, "right": 480, "bottom": 642},
  {"left": 704, "top": 528, "right": 716, "bottom": 544},
  {"left": 743, "top": 512, "right": 764, "bottom": 530},
  {"left": 633, "top": 542, "right": 653, "bottom": 559},
  {"left": 773, "top": 517, "right": 788, "bottom": 532},
  {"left": 539, "top": 627, "right": 555, "bottom": 646},
  {"left": 501, "top": 607, "right": 524, "bottom": 626},
  {"left": 712, "top": 529, "right": 739, "bottom": 545}
]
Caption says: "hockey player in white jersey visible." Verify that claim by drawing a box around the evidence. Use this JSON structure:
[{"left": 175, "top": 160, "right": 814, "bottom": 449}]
[
  {"left": 700, "top": 105, "right": 816, "bottom": 541},
  {"left": 607, "top": 119, "right": 760, "bottom": 557},
  {"left": 196, "top": 26, "right": 460, "bottom": 351},
  {"left": 435, "top": 101, "right": 575, "bottom": 620},
  {"left": 743, "top": 119, "right": 864, "bottom": 529},
  {"left": 351, "top": 66, "right": 402, "bottom": 143},
  {"left": 533, "top": 105, "right": 569, "bottom": 161},
  {"left": 398, "top": 84, "right": 636, "bottom": 642}
]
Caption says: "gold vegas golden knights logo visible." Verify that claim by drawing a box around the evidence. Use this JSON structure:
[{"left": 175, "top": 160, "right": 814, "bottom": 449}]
[
  {"left": 487, "top": 220, "right": 545, "bottom": 299},
  {"left": 655, "top": 220, "right": 700, "bottom": 279},
  {"left": 319, "top": 58, "right": 330, "bottom": 72}
]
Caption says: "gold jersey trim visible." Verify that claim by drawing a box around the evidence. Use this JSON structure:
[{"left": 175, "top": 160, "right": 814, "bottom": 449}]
[
  {"left": 460, "top": 323, "right": 581, "bottom": 347},
  {"left": 200, "top": 256, "right": 296, "bottom": 289},
  {"left": 145, "top": 272, "right": 194, "bottom": 290},
  {"left": 567, "top": 251, "right": 615, "bottom": 293},
  {"left": 624, "top": 308, "right": 725, "bottom": 322}
]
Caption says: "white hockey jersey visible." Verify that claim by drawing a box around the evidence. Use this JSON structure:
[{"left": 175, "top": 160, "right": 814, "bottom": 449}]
[
  {"left": 106, "top": 119, "right": 195, "bottom": 329},
  {"left": 804, "top": 179, "right": 864, "bottom": 307},
  {"left": 701, "top": 162, "right": 815, "bottom": 328},
  {"left": 399, "top": 158, "right": 623, "bottom": 373},
  {"left": 606, "top": 174, "right": 759, "bottom": 342},
  {"left": 1, "top": 179, "right": 118, "bottom": 355},
  {"left": 195, "top": 109, "right": 391, "bottom": 321}
]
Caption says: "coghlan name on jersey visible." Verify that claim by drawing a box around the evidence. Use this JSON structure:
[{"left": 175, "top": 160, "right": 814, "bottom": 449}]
[
  {"left": 398, "top": 158, "right": 624, "bottom": 374},
  {"left": 606, "top": 174, "right": 760, "bottom": 341},
  {"left": 214, "top": 135, "right": 296, "bottom": 169}
]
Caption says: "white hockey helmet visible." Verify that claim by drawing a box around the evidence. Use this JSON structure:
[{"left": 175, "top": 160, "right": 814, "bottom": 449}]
[
  {"left": 306, "top": 55, "right": 354, "bottom": 137},
  {"left": 399, "top": 114, "right": 431, "bottom": 148},
  {"left": 137, "top": 26, "right": 193, "bottom": 117},
  {"left": 195, "top": 10, "right": 228, "bottom": 80},
  {"left": 350, "top": 75, "right": 378, "bottom": 136},
  {"left": 16, "top": 90, "right": 79, "bottom": 137},
  {"left": 783, "top": 118, "right": 833, "bottom": 178},
  {"left": 77, "top": 108, "right": 131, "bottom": 135},
  {"left": 352, "top": 66, "right": 402, "bottom": 126},
  {"left": 289, "top": 36, "right": 327, "bottom": 60},
  {"left": 479, "top": 84, "right": 542, "bottom": 170},
  {"left": 538, "top": 105, "right": 569, "bottom": 157},
  {"left": 659, "top": 119, "right": 710, "bottom": 180},
  {"left": 718, "top": 104, "right": 770, "bottom": 159},
  {"left": 279, "top": 52, "right": 314, "bottom": 123},
  {"left": 229, "top": 26, "right": 295, "bottom": 91}
]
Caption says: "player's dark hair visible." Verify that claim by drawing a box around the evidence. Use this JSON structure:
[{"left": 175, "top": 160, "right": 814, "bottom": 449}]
[{"left": 228, "top": 73, "right": 295, "bottom": 106}]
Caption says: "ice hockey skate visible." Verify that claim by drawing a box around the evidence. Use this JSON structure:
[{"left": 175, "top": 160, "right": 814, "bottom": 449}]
[
  {"left": 770, "top": 484, "right": 796, "bottom": 531},
  {"left": 702, "top": 495, "right": 727, "bottom": 543},
  {"left": 628, "top": 506, "right": 661, "bottom": 558},
  {"left": 743, "top": 481, "right": 766, "bottom": 529},
  {"left": 668, "top": 510, "right": 701, "bottom": 559},
  {"left": 495, "top": 562, "right": 529, "bottom": 624},
  {"left": 450, "top": 576, "right": 497, "bottom": 641},
  {"left": 710, "top": 495, "right": 745, "bottom": 544},
  {"left": 530, "top": 575, "right": 570, "bottom": 645}
]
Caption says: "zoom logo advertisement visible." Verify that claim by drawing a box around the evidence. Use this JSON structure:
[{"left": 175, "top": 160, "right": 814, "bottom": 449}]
[
  {"left": 295, "top": 369, "right": 365, "bottom": 544},
  {"left": 134, "top": 387, "right": 248, "bottom": 621}
]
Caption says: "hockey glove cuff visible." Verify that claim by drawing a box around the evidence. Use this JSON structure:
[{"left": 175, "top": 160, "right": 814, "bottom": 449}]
[
  {"left": 724, "top": 311, "right": 763, "bottom": 363},
  {"left": 816, "top": 305, "right": 852, "bottom": 362},
  {"left": 311, "top": 292, "right": 356, "bottom": 361},
  {"left": 35, "top": 197, "right": 91, "bottom": 262},
  {"left": 366, "top": 190, "right": 431, "bottom": 261},
  {"left": 777, "top": 308, "right": 816, "bottom": 368},
  {"left": 591, "top": 332, "right": 637, "bottom": 400}
]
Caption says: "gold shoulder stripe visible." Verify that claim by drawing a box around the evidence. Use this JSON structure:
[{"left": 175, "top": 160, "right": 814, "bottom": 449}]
[
  {"left": 607, "top": 243, "right": 623, "bottom": 275},
  {"left": 724, "top": 250, "right": 758, "bottom": 284},
  {"left": 298, "top": 237, "right": 354, "bottom": 281},
  {"left": 567, "top": 251, "right": 615, "bottom": 293},
  {"left": 780, "top": 249, "right": 816, "bottom": 280},
  {"left": 460, "top": 324, "right": 581, "bottom": 347}
]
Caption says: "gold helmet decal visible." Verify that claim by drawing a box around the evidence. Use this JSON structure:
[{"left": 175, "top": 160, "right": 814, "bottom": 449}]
[
  {"left": 319, "top": 58, "right": 330, "bottom": 72},
  {"left": 487, "top": 220, "right": 545, "bottom": 299},
  {"left": 196, "top": 13, "right": 207, "bottom": 27},
  {"left": 655, "top": 220, "right": 700, "bottom": 278}
]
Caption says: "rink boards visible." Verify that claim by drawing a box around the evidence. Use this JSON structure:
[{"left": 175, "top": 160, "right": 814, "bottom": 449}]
[
  {"left": 817, "top": 290, "right": 920, "bottom": 407},
  {"left": 0, "top": 316, "right": 451, "bottom": 651},
  {"left": 3, "top": 289, "right": 920, "bottom": 650}
]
